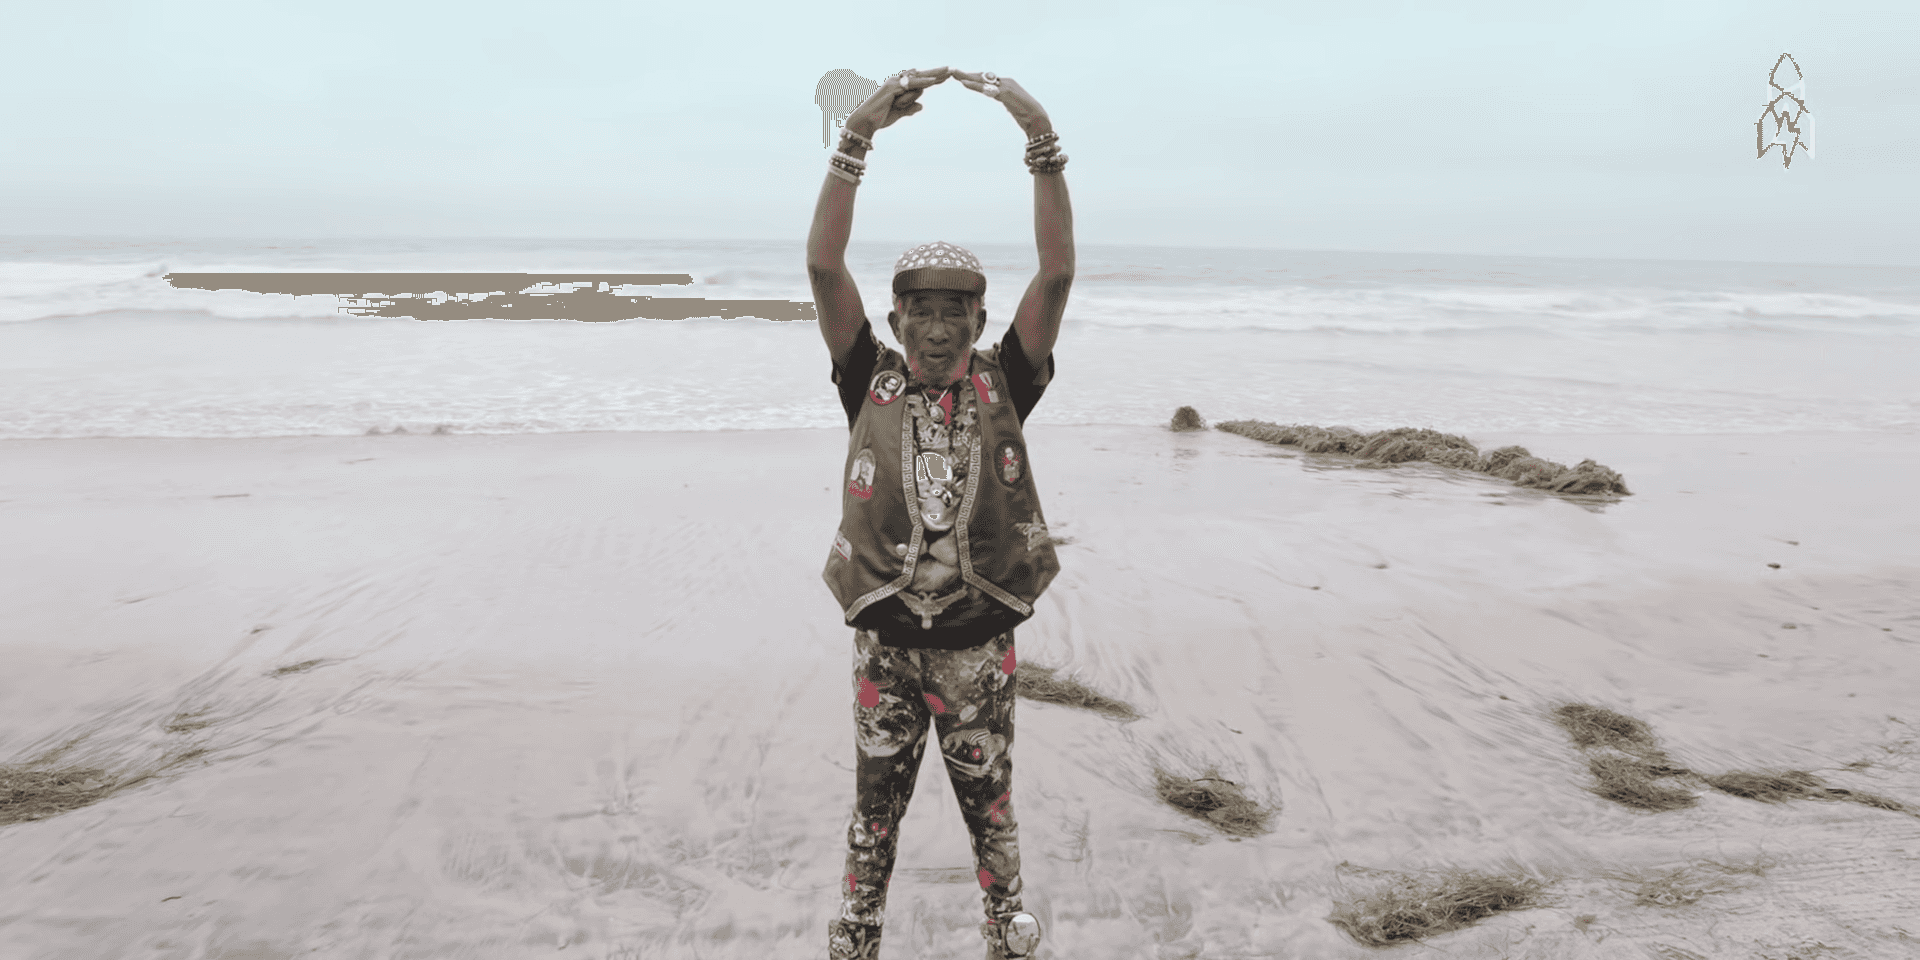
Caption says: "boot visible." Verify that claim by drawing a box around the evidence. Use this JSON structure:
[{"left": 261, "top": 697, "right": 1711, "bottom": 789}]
[
  {"left": 983, "top": 884, "right": 1052, "bottom": 959},
  {"left": 980, "top": 911, "right": 1042, "bottom": 959},
  {"left": 827, "top": 918, "right": 882, "bottom": 960}
]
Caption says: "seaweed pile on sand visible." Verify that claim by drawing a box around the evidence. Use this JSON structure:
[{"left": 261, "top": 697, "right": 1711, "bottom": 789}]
[
  {"left": 1551, "top": 703, "right": 1911, "bottom": 815},
  {"left": 1201, "top": 414, "right": 1631, "bottom": 496}
]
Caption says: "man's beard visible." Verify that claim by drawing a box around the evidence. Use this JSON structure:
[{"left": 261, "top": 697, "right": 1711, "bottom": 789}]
[{"left": 906, "top": 352, "right": 969, "bottom": 389}]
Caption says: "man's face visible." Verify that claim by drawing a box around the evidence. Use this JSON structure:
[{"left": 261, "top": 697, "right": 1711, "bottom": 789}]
[{"left": 889, "top": 291, "right": 984, "bottom": 387}]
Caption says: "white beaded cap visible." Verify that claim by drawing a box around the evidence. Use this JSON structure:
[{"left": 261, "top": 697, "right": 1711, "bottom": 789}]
[{"left": 894, "top": 241, "right": 983, "bottom": 276}]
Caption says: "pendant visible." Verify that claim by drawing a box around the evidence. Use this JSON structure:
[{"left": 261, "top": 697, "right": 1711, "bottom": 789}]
[
  {"left": 920, "top": 494, "right": 955, "bottom": 531},
  {"left": 919, "top": 483, "right": 956, "bottom": 531},
  {"left": 925, "top": 388, "right": 952, "bottom": 423}
]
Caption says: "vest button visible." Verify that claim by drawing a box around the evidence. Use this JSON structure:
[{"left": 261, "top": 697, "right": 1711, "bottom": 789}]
[{"left": 895, "top": 543, "right": 908, "bottom": 556}]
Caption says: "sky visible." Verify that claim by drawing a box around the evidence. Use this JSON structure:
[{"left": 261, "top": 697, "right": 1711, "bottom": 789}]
[{"left": 5, "top": 0, "right": 1917, "bottom": 266}]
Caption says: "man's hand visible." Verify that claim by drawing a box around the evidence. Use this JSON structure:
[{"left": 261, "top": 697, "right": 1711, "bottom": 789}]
[
  {"left": 844, "top": 67, "right": 951, "bottom": 139},
  {"left": 951, "top": 70, "right": 1051, "bottom": 136}
]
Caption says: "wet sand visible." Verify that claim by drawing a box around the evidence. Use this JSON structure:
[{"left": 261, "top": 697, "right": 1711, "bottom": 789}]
[{"left": 1, "top": 425, "right": 1916, "bottom": 959}]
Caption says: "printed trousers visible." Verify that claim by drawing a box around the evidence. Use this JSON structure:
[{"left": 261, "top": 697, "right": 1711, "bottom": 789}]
[{"left": 832, "top": 627, "right": 1025, "bottom": 947}]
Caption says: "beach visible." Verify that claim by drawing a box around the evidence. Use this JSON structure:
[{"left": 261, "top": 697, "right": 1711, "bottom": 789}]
[
  {"left": 7, "top": 0, "right": 1919, "bottom": 951},
  {"left": 3, "top": 423, "right": 1916, "bottom": 959}
]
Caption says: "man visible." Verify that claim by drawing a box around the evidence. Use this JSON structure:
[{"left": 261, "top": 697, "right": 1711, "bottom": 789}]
[{"left": 806, "top": 66, "right": 1074, "bottom": 960}]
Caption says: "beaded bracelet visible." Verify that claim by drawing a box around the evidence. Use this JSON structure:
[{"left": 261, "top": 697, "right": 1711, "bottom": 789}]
[
  {"left": 839, "top": 127, "right": 875, "bottom": 152},
  {"left": 827, "top": 147, "right": 865, "bottom": 182},
  {"left": 1024, "top": 131, "right": 1067, "bottom": 173},
  {"left": 1027, "top": 153, "right": 1068, "bottom": 174}
]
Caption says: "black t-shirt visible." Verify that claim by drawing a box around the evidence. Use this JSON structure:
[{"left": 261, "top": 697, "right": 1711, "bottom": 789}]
[{"left": 832, "top": 318, "right": 1054, "bottom": 429}]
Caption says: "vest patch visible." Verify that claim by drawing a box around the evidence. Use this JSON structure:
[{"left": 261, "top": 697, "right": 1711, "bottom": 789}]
[
  {"left": 833, "top": 531, "right": 853, "bottom": 561},
  {"left": 869, "top": 370, "right": 905, "bottom": 406},
  {"left": 994, "top": 440, "right": 1026, "bottom": 487},
  {"left": 972, "top": 371, "right": 1001, "bottom": 404},
  {"left": 848, "top": 448, "right": 876, "bottom": 501}
]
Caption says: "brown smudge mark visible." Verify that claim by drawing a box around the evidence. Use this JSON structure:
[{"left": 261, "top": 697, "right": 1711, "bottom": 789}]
[
  {"left": 163, "top": 711, "right": 214, "bottom": 735},
  {"left": 162, "top": 273, "right": 816, "bottom": 323},
  {"left": 269, "top": 659, "right": 326, "bottom": 678}
]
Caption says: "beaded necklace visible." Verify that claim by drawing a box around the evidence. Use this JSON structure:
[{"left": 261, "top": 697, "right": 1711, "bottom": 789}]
[{"left": 906, "top": 380, "right": 976, "bottom": 532}]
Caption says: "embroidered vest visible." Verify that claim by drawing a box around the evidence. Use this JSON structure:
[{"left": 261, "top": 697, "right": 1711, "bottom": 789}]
[{"left": 824, "top": 343, "right": 1060, "bottom": 637}]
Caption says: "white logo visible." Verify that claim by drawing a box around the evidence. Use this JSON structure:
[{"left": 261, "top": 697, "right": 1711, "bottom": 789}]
[{"left": 1757, "top": 53, "right": 1813, "bottom": 168}]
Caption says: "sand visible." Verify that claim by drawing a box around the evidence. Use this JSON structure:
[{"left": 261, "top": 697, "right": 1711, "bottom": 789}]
[{"left": 1, "top": 424, "right": 1916, "bottom": 960}]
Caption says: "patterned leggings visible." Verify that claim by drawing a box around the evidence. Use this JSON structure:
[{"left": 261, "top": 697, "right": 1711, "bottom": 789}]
[{"left": 831, "top": 627, "right": 1025, "bottom": 952}]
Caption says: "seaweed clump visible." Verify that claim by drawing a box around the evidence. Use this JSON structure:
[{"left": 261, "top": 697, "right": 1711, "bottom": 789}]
[
  {"left": 1169, "top": 406, "right": 1207, "bottom": 432},
  {"left": 1152, "top": 767, "right": 1274, "bottom": 837},
  {"left": 0, "top": 766, "right": 126, "bottom": 826},
  {"left": 1214, "top": 420, "right": 1631, "bottom": 496},
  {"left": 1550, "top": 703, "right": 1913, "bottom": 815},
  {"left": 1015, "top": 663, "right": 1142, "bottom": 722},
  {"left": 1327, "top": 862, "right": 1551, "bottom": 945}
]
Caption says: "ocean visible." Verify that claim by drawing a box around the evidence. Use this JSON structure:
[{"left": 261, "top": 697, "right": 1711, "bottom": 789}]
[{"left": 2, "top": 236, "right": 1916, "bottom": 440}]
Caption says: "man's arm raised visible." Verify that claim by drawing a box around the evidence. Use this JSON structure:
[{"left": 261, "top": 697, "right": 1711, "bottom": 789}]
[
  {"left": 805, "top": 67, "right": 950, "bottom": 368},
  {"left": 806, "top": 158, "right": 867, "bottom": 368},
  {"left": 1014, "top": 157, "right": 1074, "bottom": 371},
  {"left": 952, "top": 70, "right": 1073, "bottom": 371}
]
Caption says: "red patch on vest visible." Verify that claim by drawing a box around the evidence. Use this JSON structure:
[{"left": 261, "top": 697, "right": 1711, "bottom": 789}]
[
  {"left": 994, "top": 441, "right": 1025, "bottom": 487},
  {"left": 1002, "top": 646, "right": 1017, "bottom": 675},
  {"left": 869, "top": 370, "right": 905, "bottom": 406},
  {"left": 847, "top": 449, "right": 875, "bottom": 501},
  {"left": 972, "top": 371, "right": 1000, "bottom": 404}
]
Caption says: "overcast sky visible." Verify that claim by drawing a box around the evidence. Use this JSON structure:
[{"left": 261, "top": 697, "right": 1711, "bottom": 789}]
[{"left": 6, "top": 0, "right": 1917, "bottom": 265}]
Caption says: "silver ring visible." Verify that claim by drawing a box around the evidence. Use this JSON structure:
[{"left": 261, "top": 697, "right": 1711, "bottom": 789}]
[
  {"left": 982, "top": 84, "right": 1001, "bottom": 97},
  {"left": 983, "top": 72, "right": 999, "bottom": 83},
  {"left": 897, "top": 70, "right": 915, "bottom": 86}
]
